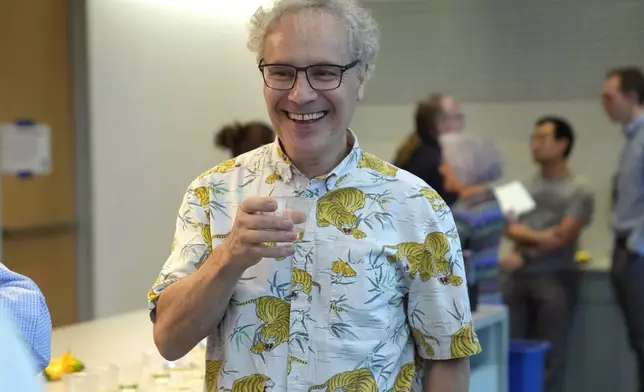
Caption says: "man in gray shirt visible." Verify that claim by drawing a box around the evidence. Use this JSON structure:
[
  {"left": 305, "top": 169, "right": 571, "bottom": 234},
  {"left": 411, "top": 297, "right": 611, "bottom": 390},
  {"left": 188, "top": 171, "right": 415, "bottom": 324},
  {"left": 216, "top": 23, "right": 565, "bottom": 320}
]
[
  {"left": 602, "top": 66, "right": 644, "bottom": 392},
  {"left": 501, "top": 116, "right": 595, "bottom": 392}
]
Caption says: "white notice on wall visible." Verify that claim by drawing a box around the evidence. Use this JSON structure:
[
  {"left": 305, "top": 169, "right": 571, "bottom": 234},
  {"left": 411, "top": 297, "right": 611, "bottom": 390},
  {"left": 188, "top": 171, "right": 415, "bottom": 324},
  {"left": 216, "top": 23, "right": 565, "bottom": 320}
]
[{"left": 0, "top": 123, "right": 52, "bottom": 175}]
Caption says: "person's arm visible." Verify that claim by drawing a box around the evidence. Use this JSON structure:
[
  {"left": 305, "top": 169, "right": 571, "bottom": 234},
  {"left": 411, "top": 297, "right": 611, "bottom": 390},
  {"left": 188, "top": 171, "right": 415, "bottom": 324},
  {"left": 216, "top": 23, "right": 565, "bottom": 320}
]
[
  {"left": 150, "top": 183, "right": 296, "bottom": 361},
  {"left": 0, "top": 310, "right": 44, "bottom": 391},
  {"left": 400, "top": 191, "right": 480, "bottom": 392},
  {"left": 152, "top": 246, "right": 243, "bottom": 361},
  {"left": 425, "top": 358, "right": 470, "bottom": 392},
  {"left": 0, "top": 263, "right": 51, "bottom": 372},
  {"left": 505, "top": 186, "right": 595, "bottom": 251}
]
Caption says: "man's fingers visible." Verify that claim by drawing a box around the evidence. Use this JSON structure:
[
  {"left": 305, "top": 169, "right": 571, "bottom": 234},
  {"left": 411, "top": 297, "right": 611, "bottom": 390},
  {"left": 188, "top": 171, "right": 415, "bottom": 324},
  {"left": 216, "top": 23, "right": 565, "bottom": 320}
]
[
  {"left": 257, "top": 243, "right": 296, "bottom": 259},
  {"left": 244, "top": 215, "right": 294, "bottom": 230},
  {"left": 285, "top": 210, "right": 307, "bottom": 225},
  {"left": 244, "top": 230, "right": 297, "bottom": 244},
  {"left": 240, "top": 197, "right": 278, "bottom": 214}
]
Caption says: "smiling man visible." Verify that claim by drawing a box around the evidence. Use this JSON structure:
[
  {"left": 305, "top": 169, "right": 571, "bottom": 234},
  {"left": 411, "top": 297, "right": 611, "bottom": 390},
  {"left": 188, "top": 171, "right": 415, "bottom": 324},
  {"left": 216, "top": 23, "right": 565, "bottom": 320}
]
[{"left": 149, "top": 1, "right": 480, "bottom": 391}]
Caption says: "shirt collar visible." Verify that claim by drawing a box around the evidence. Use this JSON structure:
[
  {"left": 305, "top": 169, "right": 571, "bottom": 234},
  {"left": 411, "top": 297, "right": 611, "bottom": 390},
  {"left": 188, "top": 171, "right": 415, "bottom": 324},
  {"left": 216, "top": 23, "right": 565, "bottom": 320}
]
[
  {"left": 269, "top": 129, "right": 361, "bottom": 184},
  {"left": 624, "top": 113, "right": 644, "bottom": 137}
]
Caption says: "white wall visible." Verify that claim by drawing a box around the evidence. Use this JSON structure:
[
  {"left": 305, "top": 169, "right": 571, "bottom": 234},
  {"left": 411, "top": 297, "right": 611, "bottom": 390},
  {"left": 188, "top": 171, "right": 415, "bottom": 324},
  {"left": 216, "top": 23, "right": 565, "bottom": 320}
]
[{"left": 88, "top": 0, "right": 273, "bottom": 317}]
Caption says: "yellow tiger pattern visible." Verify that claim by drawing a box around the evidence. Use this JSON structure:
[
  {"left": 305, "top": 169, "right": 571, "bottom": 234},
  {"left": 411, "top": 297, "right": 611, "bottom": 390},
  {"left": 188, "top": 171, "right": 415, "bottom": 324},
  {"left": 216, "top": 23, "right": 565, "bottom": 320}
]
[
  {"left": 199, "top": 159, "right": 238, "bottom": 179},
  {"left": 193, "top": 186, "right": 210, "bottom": 208},
  {"left": 147, "top": 275, "right": 163, "bottom": 302},
  {"left": 308, "top": 368, "right": 378, "bottom": 392},
  {"left": 317, "top": 187, "right": 372, "bottom": 239},
  {"left": 357, "top": 152, "right": 399, "bottom": 177},
  {"left": 276, "top": 145, "right": 292, "bottom": 165},
  {"left": 411, "top": 327, "right": 440, "bottom": 357},
  {"left": 392, "top": 362, "right": 415, "bottom": 392},
  {"left": 287, "top": 267, "right": 321, "bottom": 302},
  {"left": 231, "top": 374, "right": 275, "bottom": 392},
  {"left": 450, "top": 322, "right": 481, "bottom": 358},
  {"left": 287, "top": 356, "right": 307, "bottom": 375},
  {"left": 232, "top": 296, "right": 290, "bottom": 355},
  {"left": 418, "top": 187, "right": 446, "bottom": 213},
  {"left": 331, "top": 259, "right": 357, "bottom": 278},
  {"left": 265, "top": 170, "right": 282, "bottom": 184},
  {"left": 262, "top": 241, "right": 285, "bottom": 261},
  {"left": 205, "top": 360, "right": 223, "bottom": 392},
  {"left": 382, "top": 232, "right": 451, "bottom": 281}
]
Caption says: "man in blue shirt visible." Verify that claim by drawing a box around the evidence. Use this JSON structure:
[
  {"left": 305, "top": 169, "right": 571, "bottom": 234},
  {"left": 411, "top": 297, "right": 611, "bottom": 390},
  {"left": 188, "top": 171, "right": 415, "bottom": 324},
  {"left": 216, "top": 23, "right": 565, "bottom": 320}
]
[
  {"left": 602, "top": 66, "right": 644, "bottom": 391},
  {"left": 0, "top": 309, "right": 44, "bottom": 391},
  {"left": 0, "top": 262, "right": 52, "bottom": 372}
]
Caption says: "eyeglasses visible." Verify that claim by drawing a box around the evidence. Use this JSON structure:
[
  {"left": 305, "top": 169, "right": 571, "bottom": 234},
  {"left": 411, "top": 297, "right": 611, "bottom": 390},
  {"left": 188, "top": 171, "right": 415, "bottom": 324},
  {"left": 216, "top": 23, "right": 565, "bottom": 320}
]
[{"left": 258, "top": 60, "right": 360, "bottom": 91}]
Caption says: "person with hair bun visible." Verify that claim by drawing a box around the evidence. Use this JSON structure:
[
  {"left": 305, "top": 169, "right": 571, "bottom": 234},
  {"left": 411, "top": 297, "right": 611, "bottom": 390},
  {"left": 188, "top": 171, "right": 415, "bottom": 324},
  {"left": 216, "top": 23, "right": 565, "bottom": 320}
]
[{"left": 214, "top": 121, "right": 275, "bottom": 157}]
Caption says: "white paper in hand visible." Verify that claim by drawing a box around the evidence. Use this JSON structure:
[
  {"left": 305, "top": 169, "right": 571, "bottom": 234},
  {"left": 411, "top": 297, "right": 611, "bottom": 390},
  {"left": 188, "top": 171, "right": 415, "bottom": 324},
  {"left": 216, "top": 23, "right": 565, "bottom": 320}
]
[{"left": 492, "top": 180, "right": 536, "bottom": 216}]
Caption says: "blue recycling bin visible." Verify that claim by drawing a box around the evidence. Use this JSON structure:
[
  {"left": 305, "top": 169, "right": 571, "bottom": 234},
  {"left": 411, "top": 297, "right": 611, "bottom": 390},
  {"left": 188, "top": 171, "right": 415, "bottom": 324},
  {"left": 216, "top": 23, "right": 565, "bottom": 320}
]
[{"left": 509, "top": 339, "right": 550, "bottom": 392}]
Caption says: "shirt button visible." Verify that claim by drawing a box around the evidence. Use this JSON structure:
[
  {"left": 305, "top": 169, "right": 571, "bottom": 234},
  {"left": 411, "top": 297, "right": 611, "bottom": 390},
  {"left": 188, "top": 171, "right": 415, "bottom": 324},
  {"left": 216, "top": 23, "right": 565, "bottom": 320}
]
[{"left": 295, "top": 313, "right": 303, "bottom": 322}]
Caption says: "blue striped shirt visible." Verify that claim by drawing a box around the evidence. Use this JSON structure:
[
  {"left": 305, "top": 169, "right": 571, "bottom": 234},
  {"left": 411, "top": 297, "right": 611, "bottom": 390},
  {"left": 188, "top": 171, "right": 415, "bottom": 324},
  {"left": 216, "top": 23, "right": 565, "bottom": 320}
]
[
  {"left": 0, "top": 263, "right": 51, "bottom": 371},
  {"left": 451, "top": 189, "right": 505, "bottom": 296},
  {"left": 613, "top": 114, "right": 644, "bottom": 254}
]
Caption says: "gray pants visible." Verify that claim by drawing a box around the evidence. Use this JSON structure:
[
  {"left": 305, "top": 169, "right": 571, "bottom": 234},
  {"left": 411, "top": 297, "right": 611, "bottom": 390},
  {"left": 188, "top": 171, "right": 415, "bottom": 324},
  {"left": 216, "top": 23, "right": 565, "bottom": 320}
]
[
  {"left": 611, "top": 237, "right": 644, "bottom": 392},
  {"left": 502, "top": 269, "right": 580, "bottom": 392}
]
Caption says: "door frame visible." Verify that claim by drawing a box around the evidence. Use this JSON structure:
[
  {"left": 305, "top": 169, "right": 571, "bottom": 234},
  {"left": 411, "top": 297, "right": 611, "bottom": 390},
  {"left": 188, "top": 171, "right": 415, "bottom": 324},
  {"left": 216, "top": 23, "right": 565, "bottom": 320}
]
[{"left": 70, "top": 0, "right": 94, "bottom": 322}]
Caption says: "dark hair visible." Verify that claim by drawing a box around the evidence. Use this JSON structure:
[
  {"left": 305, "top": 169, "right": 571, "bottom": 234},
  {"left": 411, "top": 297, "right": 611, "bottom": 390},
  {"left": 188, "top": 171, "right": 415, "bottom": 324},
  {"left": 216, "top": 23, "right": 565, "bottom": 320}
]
[
  {"left": 215, "top": 121, "right": 274, "bottom": 157},
  {"left": 535, "top": 116, "right": 575, "bottom": 159},
  {"left": 414, "top": 93, "right": 444, "bottom": 143},
  {"left": 606, "top": 66, "right": 644, "bottom": 105},
  {"left": 393, "top": 93, "right": 444, "bottom": 167}
]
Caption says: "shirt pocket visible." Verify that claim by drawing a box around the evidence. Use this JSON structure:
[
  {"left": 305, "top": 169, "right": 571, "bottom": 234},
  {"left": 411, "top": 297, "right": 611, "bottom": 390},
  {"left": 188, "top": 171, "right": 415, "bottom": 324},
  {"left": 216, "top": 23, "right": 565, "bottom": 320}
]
[{"left": 324, "top": 238, "right": 405, "bottom": 341}]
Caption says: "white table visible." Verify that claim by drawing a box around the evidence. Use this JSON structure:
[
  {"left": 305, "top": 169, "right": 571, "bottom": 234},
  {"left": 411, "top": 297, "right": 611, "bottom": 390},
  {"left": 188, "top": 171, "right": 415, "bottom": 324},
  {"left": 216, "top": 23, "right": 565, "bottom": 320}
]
[
  {"left": 45, "top": 305, "right": 508, "bottom": 392},
  {"left": 45, "top": 310, "right": 156, "bottom": 392}
]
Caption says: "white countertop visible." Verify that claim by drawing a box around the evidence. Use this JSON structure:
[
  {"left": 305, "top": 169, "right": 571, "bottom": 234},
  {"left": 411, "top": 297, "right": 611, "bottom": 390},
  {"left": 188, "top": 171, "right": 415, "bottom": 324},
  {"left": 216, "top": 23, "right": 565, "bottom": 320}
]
[{"left": 44, "top": 305, "right": 508, "bottom": 391}]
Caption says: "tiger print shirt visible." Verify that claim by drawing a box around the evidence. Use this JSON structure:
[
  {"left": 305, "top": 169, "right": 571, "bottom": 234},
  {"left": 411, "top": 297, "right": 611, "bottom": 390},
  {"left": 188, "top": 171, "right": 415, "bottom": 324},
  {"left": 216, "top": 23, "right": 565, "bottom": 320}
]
[{"left": 148, "top": 131, "right": 481, "bottom": 392}]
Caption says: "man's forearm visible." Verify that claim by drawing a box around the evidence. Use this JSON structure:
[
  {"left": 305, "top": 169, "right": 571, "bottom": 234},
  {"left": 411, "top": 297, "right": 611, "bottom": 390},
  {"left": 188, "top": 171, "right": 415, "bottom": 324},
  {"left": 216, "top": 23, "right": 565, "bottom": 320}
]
[
  {"left": 153, "top": 247, "right": 243, "bottom": 360},
  {"left": 424, "top": 358, "right": 470, "bottom": 392},
  {"left": 506, "top": 223, "right": 553, "bottom": 246}
]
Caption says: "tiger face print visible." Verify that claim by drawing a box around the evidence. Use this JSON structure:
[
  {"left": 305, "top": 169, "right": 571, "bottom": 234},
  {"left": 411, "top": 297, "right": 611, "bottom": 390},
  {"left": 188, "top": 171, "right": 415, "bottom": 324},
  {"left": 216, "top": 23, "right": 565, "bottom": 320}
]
[
  {"left": 382, "top": 232, "right": 451, "bottom": 281},
  {"left": 357, "top": 152, "right": 399, "bottom": 177},
  {"left": 419, "top": 187, "right": 446, "bottom": 212},
  {"left": 232, "top": 296, "right": 291, "bottom": 355},
  {"left": 331, "top": 259, "right": 357, "bottom": 278},
  {"left": 231, "top": 373, "right": 275, "bottom": 392},
  {"left": 411, "top": 327, "right": 439, "bottom": 357},
  {"left": 450, "top": 322, "right": 481, "bottom": 358},
  {"left": 316, "top": 188, "right": 368, "bottom": 239},
  {"left": 308, "top": 368, "right": 378, "bottom": 392},
  {"left": 199, "top": 158, "right": 238, "bottom": 179},
  {"left": 392, "top": 362, "right": 415, "bottom": 392},
  {"left": 286, "top": 267, "right": 321, "bottom": 302},
  {"left": 205, "top": 360, "right": 223, "bottom": 392}
]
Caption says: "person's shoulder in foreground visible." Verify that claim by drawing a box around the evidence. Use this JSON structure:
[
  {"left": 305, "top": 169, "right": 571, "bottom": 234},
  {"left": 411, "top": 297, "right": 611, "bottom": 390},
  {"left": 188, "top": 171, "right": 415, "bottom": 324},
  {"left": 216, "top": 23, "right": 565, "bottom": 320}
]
[
  {"left": 0, "top": 263, "right": 52, "bottom": 372},
  {"left": 0, "top": 309, "right": 44, "bottom": 391}
]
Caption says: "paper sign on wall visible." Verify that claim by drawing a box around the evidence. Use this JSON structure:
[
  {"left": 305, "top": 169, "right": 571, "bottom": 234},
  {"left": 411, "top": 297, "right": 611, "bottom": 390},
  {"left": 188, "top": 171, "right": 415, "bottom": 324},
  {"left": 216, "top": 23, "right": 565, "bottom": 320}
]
[{"left": 0, "top": 123, "right": 52, "bottom": 175}]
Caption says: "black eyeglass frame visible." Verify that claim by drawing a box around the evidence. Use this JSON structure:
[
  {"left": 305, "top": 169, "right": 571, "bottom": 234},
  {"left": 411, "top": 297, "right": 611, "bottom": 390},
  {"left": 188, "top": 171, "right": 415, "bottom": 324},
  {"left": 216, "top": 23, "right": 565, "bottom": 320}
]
[{"left": 258, "top": 59, "right": 361, "bottom": 91}]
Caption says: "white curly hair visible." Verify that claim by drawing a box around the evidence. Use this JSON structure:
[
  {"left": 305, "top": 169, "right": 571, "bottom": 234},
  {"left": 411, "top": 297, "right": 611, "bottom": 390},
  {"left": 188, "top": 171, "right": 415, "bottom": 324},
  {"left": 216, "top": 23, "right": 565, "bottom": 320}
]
[{"left": 247, "top": 0, "right": 380, "bottom": 80}]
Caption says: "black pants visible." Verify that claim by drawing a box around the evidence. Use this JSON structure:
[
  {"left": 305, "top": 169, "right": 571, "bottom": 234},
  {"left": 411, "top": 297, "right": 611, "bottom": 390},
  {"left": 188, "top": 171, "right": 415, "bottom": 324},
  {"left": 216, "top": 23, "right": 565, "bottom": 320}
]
[
  {"left": 502, "top": 269, "right": 580, "bottom": 392},
  {"left": 611, "top": 237, "right": 644, "bottom": 392}
]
